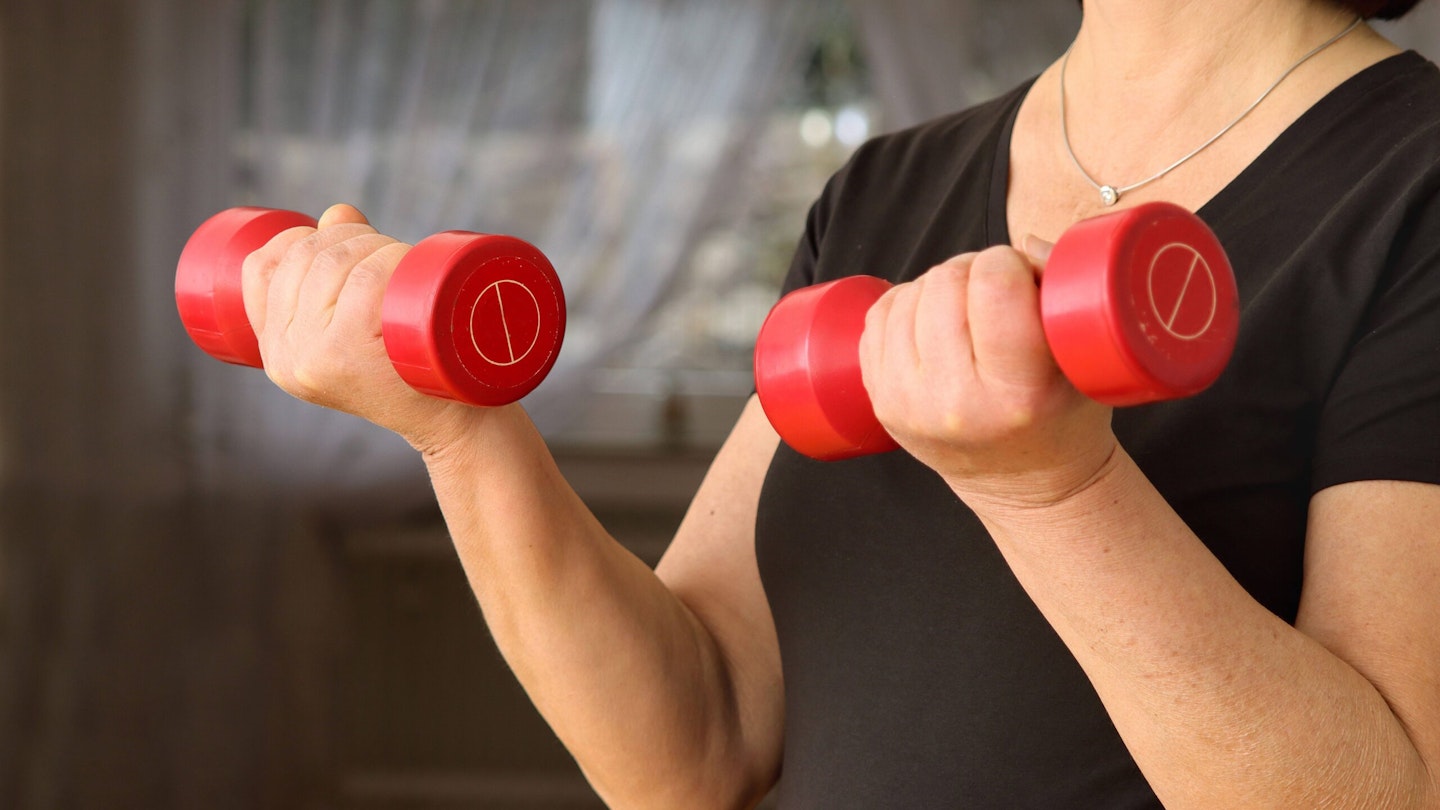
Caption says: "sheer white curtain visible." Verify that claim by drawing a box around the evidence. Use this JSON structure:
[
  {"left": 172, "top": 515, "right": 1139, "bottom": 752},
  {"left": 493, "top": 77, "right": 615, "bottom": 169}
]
[
  {"left": 182, "top": 0, "right": 1438, "bottom": 501},
  {"left": 191, "top": 0, "right": 834, "bottom": 499},
  {"left": 848, "top": 0, "right": 1079, "bottom": 129}
]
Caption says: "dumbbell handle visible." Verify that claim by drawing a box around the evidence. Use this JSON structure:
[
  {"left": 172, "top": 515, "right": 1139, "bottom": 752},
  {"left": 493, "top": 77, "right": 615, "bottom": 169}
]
[
  {"left": 755, "top": 202, "right": 1239, "bottom": 461},
  {"left": 175, "top": 207, "right": 566, "bottom": 407}
]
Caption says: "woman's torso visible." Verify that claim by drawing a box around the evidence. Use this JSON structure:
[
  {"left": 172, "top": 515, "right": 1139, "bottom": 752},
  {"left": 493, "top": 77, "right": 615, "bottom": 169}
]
[{"left": 755, "top": 50, "right": 1440, "bottom": 808}]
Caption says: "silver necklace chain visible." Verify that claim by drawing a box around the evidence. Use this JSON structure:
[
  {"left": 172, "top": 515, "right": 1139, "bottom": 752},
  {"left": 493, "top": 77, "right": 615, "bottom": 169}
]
[{"left": 1060, "top": 17, "right": 1362, "bottom": 207}]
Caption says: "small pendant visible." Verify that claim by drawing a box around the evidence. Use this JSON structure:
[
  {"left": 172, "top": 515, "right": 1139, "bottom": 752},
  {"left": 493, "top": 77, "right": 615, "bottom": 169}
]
[{"left": 1099, "top": 185, "right": 1119, "bottom": 206}]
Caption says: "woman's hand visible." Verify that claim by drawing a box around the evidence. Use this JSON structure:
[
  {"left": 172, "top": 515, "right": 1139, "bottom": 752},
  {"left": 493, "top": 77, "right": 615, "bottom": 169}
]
[
  {"left": 240, "top": 203, "right": 487, "bottom": 459},
  {"left": 857, "top": 242, "right": 1117, "bottom": 512}
]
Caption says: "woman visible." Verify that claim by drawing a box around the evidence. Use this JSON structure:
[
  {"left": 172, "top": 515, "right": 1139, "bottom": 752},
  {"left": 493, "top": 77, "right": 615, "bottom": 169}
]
[{"left": 240, "top": 0, "right": 1440, "bottom": 806}]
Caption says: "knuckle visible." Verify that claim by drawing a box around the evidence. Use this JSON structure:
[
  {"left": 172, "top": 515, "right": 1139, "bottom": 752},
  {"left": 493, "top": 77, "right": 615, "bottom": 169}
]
[
  {"left": 289, "top": 345, "right": 348, "bottom": 402},
  {"left": 244, "top": 226, "right": 310, "bottom": 277},
  {"left": 971, "top": 245, "right": 1024, "bottom": 274},
  {"left": 240, "top": 249, "right": 275, "bottom": 285},
  {"left": 924, "top": 259, "right": 970, "bottom": 296},
  {"left": 283, "top": 228, "right": 328, "bottom": 264},
  {"left": 1005, "top": 402, "right": 1039, "bottom": 430},
  {"left": 311, "top": 234, "right": 399, "bottom": 284},
  {"left": 260, "top": 330, "right": 347, "bottom": 403},
  {"left": 289, "top": 356, "right": 330, "bottom": 394},
  {"left": 895, "top": 279, "right": 925, "bottom": 315},
  {"left": 936, "top": 252, "right": 977, "bottom": 271},
  {"left": 274, "top": 234, "right": 325, "bottom": 285},
  {"left": 864, "top": 288, "right": 895, "bottom": 332},
  {"left": 263, "top": 362, "right": 298, "bottom": 395},
  {"left": 970, "top": 248, "right": 1035, "bottom": 297},
  {"left": 866, "top": 380, "right": 895, "bottom": 421},
  {"left": 309, "top": 238, "right": 365, "bottom": 276},
  {"left": 346, "top": 244, "right": 400, "bottom": 289}
]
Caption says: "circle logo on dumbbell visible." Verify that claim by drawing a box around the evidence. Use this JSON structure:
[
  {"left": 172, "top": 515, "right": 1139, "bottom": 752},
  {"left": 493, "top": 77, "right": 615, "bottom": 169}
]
[
  {"left": 1147, "top": 242, "right": 1219, "bottom": 341},
  {"left": 469, "top": 278, "right": 543, "bottom": 367}
]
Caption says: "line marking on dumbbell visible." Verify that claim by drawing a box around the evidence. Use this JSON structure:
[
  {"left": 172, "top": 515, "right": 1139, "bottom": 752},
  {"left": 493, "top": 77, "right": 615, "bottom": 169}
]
[
  {"left": 470, "top": 279, "right": 542, "bottom": 366},
  {"left": 1165, "top": 253, "right": 1200, "bottom": 329},
  {"left": 1148, "top": 242, "right": 1217, "bottom": 341},
  {"left": 496, "top": 284, "right": 515, "bottom": 361}
]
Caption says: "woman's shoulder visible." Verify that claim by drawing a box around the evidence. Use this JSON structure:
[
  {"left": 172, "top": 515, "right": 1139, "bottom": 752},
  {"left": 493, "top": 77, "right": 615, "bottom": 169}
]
[
  {"left": 1295, "top": 50, "right": 1440, "bottom": 156},
  {"left": 1354, "top": 49, "right": 1440, "bottom": 103},
  {"left": 1208, "top": 52, "right": 1440, "bottom": 233}
]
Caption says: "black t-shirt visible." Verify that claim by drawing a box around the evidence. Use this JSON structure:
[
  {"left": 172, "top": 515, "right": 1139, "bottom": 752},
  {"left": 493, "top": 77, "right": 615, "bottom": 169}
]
[{"left": 755, "top": 52, "right": 1440, "bottom": 808}]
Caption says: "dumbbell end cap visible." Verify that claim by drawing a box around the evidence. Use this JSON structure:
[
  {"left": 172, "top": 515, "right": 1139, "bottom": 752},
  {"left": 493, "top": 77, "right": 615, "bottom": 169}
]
[
  {"left": 1043, "top": 202, "right": 1239, "bottom": 406},
  {"left": 382, "top": 231, "right": 566, "bottom": 407}
]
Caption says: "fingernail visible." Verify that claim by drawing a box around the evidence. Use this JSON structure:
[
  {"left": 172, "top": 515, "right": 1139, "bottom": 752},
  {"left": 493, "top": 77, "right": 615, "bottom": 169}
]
[
  {"left": 1023, "top": 234, "right": 1054, "bottom": 263},
  {"left": 317, "top": 203, "right": 368, "bottom": 230}
]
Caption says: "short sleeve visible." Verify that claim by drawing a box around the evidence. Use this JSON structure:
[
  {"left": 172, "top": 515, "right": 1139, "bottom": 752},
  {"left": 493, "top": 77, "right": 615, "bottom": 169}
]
[{"left": 1311, "top": 195, "right": 1440, "bottom": 491}]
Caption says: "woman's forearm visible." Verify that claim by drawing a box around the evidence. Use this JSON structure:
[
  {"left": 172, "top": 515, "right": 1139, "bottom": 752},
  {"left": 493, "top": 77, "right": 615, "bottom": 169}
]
[
  {"left": 421, "top": 404, "right": 760, "bottom": 809},
  {"left": 965, "top": 449, "right": 1437, "bottom": 810}
]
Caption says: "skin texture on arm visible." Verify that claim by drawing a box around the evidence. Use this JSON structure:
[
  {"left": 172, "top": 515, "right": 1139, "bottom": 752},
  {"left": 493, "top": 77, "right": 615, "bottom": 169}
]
[
  {"left": 976, "top": 454, "right": 1440, "bottom": 809},
  {"left": 240, "top": 205, "right": 785, "bottom": 809},
  {"left": 426, "top": 398, "right": 784, "bottom": 810},
  {"left": 859, "top": 244, "right": 1440, "bottom": 809},
  {"left": 653, "top": 396, "right": 786, "bottom": 803}
]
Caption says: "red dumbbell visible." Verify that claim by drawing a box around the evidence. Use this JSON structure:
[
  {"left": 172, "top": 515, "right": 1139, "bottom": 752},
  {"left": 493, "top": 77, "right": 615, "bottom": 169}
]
[
  {"left": 754, "top": 201, "right": 1239, "bottom": 461},
  {"left": 176, "top": 207, "right": 566, "bottom": 407}
]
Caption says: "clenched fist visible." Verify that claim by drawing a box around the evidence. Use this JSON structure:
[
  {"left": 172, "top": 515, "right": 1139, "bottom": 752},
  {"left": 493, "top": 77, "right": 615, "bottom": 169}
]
[
  {"left": 240, "top": 204, "right": 488, "bottom": 456},
  {"left": 857, "top": 242, "right": 1117, "bottom": 511}
]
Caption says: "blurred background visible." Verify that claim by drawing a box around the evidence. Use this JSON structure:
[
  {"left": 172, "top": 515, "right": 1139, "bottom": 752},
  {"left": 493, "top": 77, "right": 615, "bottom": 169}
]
[{"left": 1, "top": 1, "right": 1436, "bottom": 807}]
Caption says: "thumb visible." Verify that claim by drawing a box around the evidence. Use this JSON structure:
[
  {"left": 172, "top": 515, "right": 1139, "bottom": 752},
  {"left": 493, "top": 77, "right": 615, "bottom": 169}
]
[
  {"left": 1022, "top": 234, "right": 1053, "bottom": 274},
  {"left": 317, "top": 203, "right": 372, "bottom": 230},
  {"left": 968, "top": 247, "right": 1057, "bottom": 390}
]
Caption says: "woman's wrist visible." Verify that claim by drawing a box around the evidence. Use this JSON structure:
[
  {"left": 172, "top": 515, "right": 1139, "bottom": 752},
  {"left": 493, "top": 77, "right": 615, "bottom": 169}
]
[
  {"left": 944, "top": 442, "right": 1169, "bottom": 582},
  {"left": 941, "top": 431, "right": 1125, "bottom": 520},
  {"left": 407, "top": 402, "right": 507, "bottom": 476}
]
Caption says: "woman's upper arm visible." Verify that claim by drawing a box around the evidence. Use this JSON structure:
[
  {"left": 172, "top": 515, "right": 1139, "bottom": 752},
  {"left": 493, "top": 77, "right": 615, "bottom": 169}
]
[
  {"left": 655, "top": 394, "right": 785, "bottom": 790},
  {"left": 1298, "top": 480, "right": 1440, "bottom": 771}
]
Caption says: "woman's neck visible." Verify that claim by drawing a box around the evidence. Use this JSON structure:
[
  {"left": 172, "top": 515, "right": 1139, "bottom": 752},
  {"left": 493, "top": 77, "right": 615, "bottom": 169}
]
[
  {"left": 1065, "top": 0, "right": 1360, "bottom": 126},
  {"left": 1005, "top": 0, "right": 1400, "bottom": 241}
]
